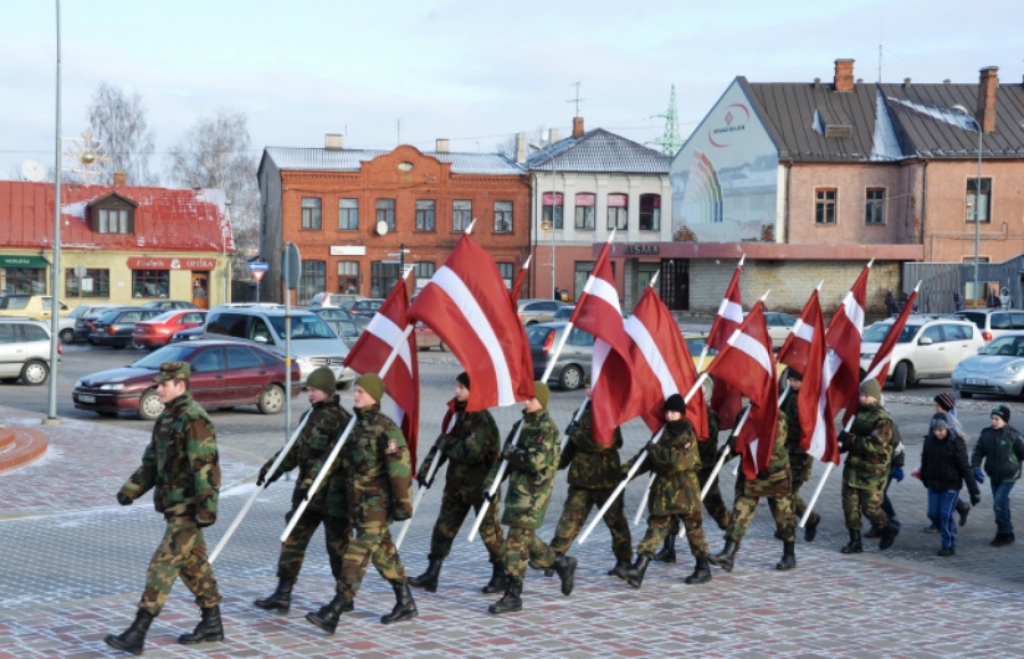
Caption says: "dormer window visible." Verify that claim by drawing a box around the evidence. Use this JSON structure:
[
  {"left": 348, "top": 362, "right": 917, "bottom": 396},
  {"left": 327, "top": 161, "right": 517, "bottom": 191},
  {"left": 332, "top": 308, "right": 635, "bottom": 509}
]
[{"left": 88, "top": 191, "right": 137, "bottom": 235}]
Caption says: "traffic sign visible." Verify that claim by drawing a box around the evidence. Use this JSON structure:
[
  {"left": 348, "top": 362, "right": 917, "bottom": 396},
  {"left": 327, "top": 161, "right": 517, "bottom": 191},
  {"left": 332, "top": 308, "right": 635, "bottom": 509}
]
[
  {"left": 252, "top": 270, "right": 266, "bottom": 283},
  {"left": 248, "top": 262, "right": 269, "bottom": 271}
]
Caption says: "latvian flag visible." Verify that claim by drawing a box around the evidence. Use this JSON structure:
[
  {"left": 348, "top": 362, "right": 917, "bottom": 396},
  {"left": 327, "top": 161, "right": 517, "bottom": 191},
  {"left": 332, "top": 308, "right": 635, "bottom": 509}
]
[
  {"left": 825, "top": 264, "right": 870, "bottom": 424},
  {"left": 708, "top": 265, "right": 744, "bottom": 430}
]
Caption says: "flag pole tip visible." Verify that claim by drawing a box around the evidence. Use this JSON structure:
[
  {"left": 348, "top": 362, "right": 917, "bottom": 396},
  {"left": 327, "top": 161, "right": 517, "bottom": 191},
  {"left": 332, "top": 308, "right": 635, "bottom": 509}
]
[
  {"left": 465, "top": 218, "right": 477, "bottom": 235},
  {"left": 523, "top": 255, "right": 532, "bottom": 269},
  {"left": 866, "top": 258, "right": 875, "bottom": 268},
  {"left": 607, "top": 228, "right": 617, "bottom": 243},
  {"left": 759, "top": 289, "right": 771, "bottom": 302},
  {"left": 738, "top": 254, "right": 746, "bottom": 267},
  {"left": 816, "top": 279, "right": 824, "bottom": 291},
  {"left": 913, "top": 280, "right": 922, "bottom": 292},
  {"left": 649, "top": 270, "right": 660, "bottom": 288}
]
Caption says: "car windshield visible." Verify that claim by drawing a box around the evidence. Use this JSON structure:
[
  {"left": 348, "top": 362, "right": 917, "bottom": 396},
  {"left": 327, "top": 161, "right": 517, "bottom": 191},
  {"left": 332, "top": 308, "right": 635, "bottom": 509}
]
[
  {"left": 980, "top": 336, "right": 1024, "bottom": 356},
  {"left": 131, "top": 345, "right": 198, "bottom": 369},
  {"left": 862, "top": 323, "right": 920, "bottom": 344},
  {"left": 952, "top": 312, "right": 986, "bottom": 330},
  {"left": 150, "top": 310, "right": 179, "bottom": 322},
  {"left": 268, "top": 314, "right": 336, "bottom": 339},
  {"left": 2, "top": 296, "right": 29, "bottom": 309},
  {"left": 526, "top": 325, "right": 557, "bottom": 346}
]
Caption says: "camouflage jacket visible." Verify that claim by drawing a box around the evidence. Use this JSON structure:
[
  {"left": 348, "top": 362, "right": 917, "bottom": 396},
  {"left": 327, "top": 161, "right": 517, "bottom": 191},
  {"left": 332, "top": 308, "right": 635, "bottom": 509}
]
[
  {"left": 779, "top": 390, "right": 803, "bottom": 452},
  {"left": 485, "top": 409, "right": 560, "bottom": 530},
  {"left": 559, "top": 402, "right": 623, "bottom": 490},
  {"left": 629, "top": 420, "right": 701, "bottom": 516},
  {"left": 335, "top": 404, "right": 413, "bottom": 526},
  {"left": 121, "top": 391, "right": 220, "bottom": 525},
  {"left": 697, "top": 406, "right": 721, "bottom": 470},
  {"left": 272, "top": 395, "right": 351, "bottom": 509},
  {"left": 418, "top": 403, "right": 500, "bottom": 494},
  {"left": 843, "top": 403, "right": 894, "bottom": 489},
  {"left": 737, "top": 416, "right": 791, "bottom": 498}
]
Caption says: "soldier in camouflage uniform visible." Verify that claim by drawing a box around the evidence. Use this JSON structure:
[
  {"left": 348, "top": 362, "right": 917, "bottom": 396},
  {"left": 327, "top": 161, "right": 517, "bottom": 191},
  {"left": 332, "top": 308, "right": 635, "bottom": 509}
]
[
  {"left": 624, "top": 394, "right": 711, "bottom": 588},
  {"left": 708, "top": 409, "right": 797, "bottom": 573},
  {"left": 547, "top": 379, "right": 632, "bottom": 579},
  {"left": 105, "top": 362, "right": 224, "bottom": 655},
  {"left": 253, "top": 366, "right": 352, "bottom": 613},
  {"left": 306, "top": 374, "right": 417, "bottom": 632},
  {"left": 838, "top": 378, "right": 899, "bottom": 553},
  {"left": 408, "top": 372, "right": 506, "bottom": 594},
  {"left": 485, "top": 382, "right": 577, "bottom": 615},
  {"left": 779, "top": 369, "right": 821, "bottom": 542}
]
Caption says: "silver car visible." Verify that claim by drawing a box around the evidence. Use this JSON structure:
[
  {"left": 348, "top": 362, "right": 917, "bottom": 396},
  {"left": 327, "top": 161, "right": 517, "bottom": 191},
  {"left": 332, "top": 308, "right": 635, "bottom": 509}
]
[
  {"left": 952, "top": 331, "right": 1024, "bottom": 399},
  {"left": 0, "top": 318, "right": 59, "bottom": 385}
]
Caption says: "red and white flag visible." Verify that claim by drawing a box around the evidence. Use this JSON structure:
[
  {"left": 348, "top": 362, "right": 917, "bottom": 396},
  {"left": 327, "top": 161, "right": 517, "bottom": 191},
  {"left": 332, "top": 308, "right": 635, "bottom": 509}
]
[
  {"left": 625, "top": 285, "right": 709, "bottom": 439},
  {"left": 570, "top": 242, "right": 643, "bottom": 447},
  {"left": 705, "top": 301, "right": 779, "bottom": 479},
  {"left": 509, "top": 256, "right": 531, "bottom": 306},
  {"left": 707, "top": 264, "right": 744, "bottom": 430},
  {"left": 864, "top": 287, "right": 919, "bottom": 386},
  {"left": 407, "top": 235, "right": 534, "bottom": 412},
  {"left": 343, "top": 276, "right": 420, "bottom": 466},
  {"left": 825, "top": 264, "right": 870, "bottom": 423}
]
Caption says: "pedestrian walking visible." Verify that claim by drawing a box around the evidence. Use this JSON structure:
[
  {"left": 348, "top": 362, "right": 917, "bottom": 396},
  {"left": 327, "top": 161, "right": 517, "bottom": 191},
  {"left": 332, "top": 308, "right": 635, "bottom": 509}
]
[
  {"left": 885, "top": 290, "right": 898, "bottom": 317},
  {"left": 922, "top": 393, "right": 972, "bottom": 532},
  {"left": 971, "top": 405, "right": 1024, "bottom": 547},
  {"left": 918, "top": 414, "right": 981, "bottom": 556}
]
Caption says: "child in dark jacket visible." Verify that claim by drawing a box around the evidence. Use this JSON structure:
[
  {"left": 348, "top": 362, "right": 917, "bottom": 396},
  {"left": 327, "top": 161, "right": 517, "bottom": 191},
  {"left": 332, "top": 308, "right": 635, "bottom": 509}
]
[{"left": 919, "top": 414, "right": 981, "bottom": 556}]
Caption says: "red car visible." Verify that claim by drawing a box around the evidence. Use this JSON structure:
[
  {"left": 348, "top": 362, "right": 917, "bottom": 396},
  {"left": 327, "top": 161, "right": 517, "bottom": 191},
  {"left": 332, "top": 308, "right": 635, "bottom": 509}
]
[
  {"left": 132, "top": 309, "right": 207, "bottom": 349},
  {"left": 72, "top": 340, "right": 301, "bottom": 420}
]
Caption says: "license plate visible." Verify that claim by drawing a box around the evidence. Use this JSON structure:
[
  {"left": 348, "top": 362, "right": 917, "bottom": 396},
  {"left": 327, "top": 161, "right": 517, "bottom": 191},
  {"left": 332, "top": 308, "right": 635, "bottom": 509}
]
[
  {"left": 964, "top": 378, "right": 987, "bottom": 386},
  {"left": 79, "top": 395, "right": 96, "bottom": 403}
]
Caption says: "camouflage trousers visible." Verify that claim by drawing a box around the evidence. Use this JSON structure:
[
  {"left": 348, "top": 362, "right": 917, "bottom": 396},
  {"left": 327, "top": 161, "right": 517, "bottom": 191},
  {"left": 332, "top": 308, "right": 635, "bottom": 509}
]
[
  {"left": 504, "top": 526, "right": 557, "bottom": 581},
  {"left": 549, "top": 486, "right": 632, "bottom": 562},
  {"left": 727, "top": 492, "right": 796, "bottom": 543},
  {"left": 789, "top": 450, "right": 817, "bottom": 522},
  {"left": 335, "top": 524, "right": 406, "bottom": 600},
  {"left": 277, "top": 500, "right": 351, "bottom": 581},
  {"left": 140, "top": 517, "right": 221, "bottom": 616},
  {"left": 428, "top": 486, "right": 505, "bottom": 564},
  {"left": 638, "top": 513, "right": 709, "bottom": 559},
  {"left": 842, "top": 479, "right": 890, "bottom": 531},
  {"left": 667, "top": 466, "right": 732, "bottom": 537}
]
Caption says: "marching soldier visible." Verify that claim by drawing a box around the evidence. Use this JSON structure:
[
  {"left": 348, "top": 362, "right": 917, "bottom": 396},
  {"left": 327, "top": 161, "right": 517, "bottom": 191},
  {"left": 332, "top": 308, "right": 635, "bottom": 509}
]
[
  {"left": 838, "top": 379, "right": 899, "bottom": 553},
  {"left": 779, "top": 368, "right": 821, "bottom": 541},
  {"left": 624, "top": 394, "right": 711, "bottom": 589},
  {"left": 408, "top": 372, "right": 506, "bottom": 594},
  {"left": 105, "top": 362, "right": 223, "bottom": 655},
  {"left": 485, "top": 382, "right": 577, "bottom": 614},
  {"left": 305, "top": 374, "right": 417, "bottom": 632},
  {"left": 547, "top": 376, "right": 632, "bottom": 579},
  {"left": 708, "top": 407, "right": 796, "bottom": 572},
  {"left": 253, "top": 366, "right": 351, "bottom": 613}
]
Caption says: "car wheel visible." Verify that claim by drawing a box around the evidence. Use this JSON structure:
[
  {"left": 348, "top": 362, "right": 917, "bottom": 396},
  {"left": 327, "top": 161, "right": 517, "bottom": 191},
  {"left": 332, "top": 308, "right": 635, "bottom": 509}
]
[
  {"left": 131, "top": 340, "right": 146, "bottom": 350},
  {"left": 258, "top": 384, "right": 286, "bottom": 415},
  {"left": 21, "top": 360, "right": 49, "bottom": 386},
  {"left": 59, "top": 328, "right": 75, "bottom": 344},
  {"left": 526, "top": 320, "right": 538, "bottom": 326},
  {"left": 559, "top": 364, "right": 583, "bottom": 390},
  {"left": 138, "top": 389, "right": 165, "bottom": 421},
  {"left": 960, "top": 391, "right": 974, "bottom": 399},
  {"left": 439, "top": 341, "right": 449, "bottom": 352},
  {"left": 891, "top": 361, "right": 909, "bottom": 392}
]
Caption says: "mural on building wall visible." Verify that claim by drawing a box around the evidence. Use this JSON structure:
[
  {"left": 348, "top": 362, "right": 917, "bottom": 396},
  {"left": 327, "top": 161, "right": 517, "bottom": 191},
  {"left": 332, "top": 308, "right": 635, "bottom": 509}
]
[{"left": 671, "top": 79, "right": 779, "bottom": 243}]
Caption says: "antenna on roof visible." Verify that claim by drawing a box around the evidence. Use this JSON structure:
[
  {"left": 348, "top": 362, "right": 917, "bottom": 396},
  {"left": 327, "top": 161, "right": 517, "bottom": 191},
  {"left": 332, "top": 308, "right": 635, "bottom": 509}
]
[
  {"left": 878, "top": 17, "right": 883, "bottom": 83},
  {"left": 566, "top": 81, "right": 586, "bottom": 117}
]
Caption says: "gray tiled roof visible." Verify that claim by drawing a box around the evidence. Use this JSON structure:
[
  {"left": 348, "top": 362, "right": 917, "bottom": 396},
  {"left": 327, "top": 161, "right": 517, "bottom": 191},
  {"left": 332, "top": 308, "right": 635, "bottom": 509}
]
[
  {"left": 526, "top": 128, "right": 671, "bottom": 173},
  {"left": 263, "top": 146, "right": 524, "bottom": 175}
]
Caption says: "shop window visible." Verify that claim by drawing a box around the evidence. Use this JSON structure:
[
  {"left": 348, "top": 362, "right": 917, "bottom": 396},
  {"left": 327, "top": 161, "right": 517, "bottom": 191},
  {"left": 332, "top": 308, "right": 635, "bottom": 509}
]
[
  {"left": 575, "top": 193, "right": 596, "bottom": 231},
  {"left": 452, "top": 200, "right": 472, "bottom": 232},
  {"left": 607, "top": 193, "right": 628, "bottom": 230},
  {"left": 573, "top": 260, "right": 616, "bottom": 301},
  {"left": 371, "top": 261, "right": 400, "bottom": 298},
  {"left": 337, "top": 261, "right": 359, "bottom": 294},
  {"left": 132, "top": 270, "right": 170, "bottom": 299},
  {"left": 338, "top": 199, "right": 358, "bottom": 230},
  {"left": 65, "top": 268, "right": 110, "bottom": 298},
  {"left": 376, "top": 199, "right": 396, "bottom": 231},
  {"left": 2, "top": 268, "right": 46, "bottom": 295},
  {"left": 415, "top": 200, "right": 436, "bottom": 231},
  {"left": 542, "top": 192, "right": 563, "bottom": 230},
  {"left": 965, "top": 178, "right": 992, "bottom": 223},
  {"left": 299, "top": 260, "right": 325, "bottom": 305},
  {"left": 639, "top": 194, "right": 661, "bottom": 231},
  {"left": 815, "top": 188, "right": 837, "bottom": 224},
  {"left": 494, "top": 201, "right": 513, "bottom": 233},
  {"left": 414, "top": 262, "right": 435, "bottom": 279},
  {"left": 497, "top": 262, "right": 514, "bottom": 289},
  {"left": 301, "top": 197, "right": 322, "bottom": 230}
]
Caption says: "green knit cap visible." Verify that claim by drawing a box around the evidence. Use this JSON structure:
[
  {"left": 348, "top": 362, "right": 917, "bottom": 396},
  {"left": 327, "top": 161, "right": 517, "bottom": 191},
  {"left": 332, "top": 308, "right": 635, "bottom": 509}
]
[
  {"left": 533, "top": 381, "right": 551, "bottom": 409},
  {"left": 306, "top": 366, "right": 336, "bottom": 395},
  {"left": 860, "top": 378, "right": 881, "bottom": 400},
  {"left": 356, "top": 373, "right": 385, "bottom": 402}
]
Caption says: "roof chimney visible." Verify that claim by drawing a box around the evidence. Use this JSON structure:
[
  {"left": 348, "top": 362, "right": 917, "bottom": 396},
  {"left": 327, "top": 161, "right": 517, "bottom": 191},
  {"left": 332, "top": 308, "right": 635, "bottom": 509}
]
[
  {"left": 834, "top": 59, "right": 854, "bottom": 92},
  {"left": 977, "top": 66, "right": 999, "bottom": 133},
  {"left": 550, "top": 128, "right": 560, "bottom": 144},
  {"left": 572, "top": 116, "right": 585, "bottom": 138},
  {"left": 113, "top": 172, "right": 126, "bottom": 186},
  {"left": 903, "top": 78, "right": 912, "bottom": 89},
  {"left": 515, "top": 132, "right": 526, "bottom": 164},
  {"left": 435, "top": 138, "right": 450, "bottom": 153},
  {"left": 324, "top": 133, "right": 344, "bottom": 150}
]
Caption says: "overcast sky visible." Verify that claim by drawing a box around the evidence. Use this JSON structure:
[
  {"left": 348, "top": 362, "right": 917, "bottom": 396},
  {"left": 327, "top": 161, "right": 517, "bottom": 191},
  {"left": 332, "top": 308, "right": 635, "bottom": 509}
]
[{"left": 1, "top": 0, "right": 1020, "bottom": 181}]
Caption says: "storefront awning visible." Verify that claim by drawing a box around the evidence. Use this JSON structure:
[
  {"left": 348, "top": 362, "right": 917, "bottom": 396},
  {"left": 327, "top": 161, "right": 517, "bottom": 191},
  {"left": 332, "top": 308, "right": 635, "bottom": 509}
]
[{"left": 0, "top": 255, "right": 48, "bottom": 268}]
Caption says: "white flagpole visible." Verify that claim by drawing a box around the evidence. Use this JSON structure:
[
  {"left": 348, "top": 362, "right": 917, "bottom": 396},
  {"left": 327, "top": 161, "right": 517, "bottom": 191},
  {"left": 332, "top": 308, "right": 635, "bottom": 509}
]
[
  {"left": 394, "top": 413, "right": 459, "bottom": 550},
  {"left": 798, "top": 413, "right": 855, "bottom": 528}
]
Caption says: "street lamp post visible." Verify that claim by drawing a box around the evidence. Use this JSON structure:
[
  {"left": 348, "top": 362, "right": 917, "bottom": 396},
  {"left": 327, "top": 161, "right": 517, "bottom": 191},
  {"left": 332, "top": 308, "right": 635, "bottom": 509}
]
[
  {"left": 952, "top": 104, "right": 984, "bottom": 307},
  {"left": 45, "top": 0, "right": 62, "bottom": 424},
  {"left": 530, "top": 139, "right": 559, "bottom": 299}
]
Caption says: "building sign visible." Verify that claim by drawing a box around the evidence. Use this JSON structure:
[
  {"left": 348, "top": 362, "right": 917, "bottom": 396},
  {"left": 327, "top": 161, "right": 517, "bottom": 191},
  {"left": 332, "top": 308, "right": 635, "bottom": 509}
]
[
  {"left": 330, "top": 246, "right": 367, "bottom": 256},
  {"left": 0, "top": 255, "right": 48, "bottom": 269},
  {"left": 127, "top": 257, "right": 217, "bottom": 271},
  {"left": 623, "top": 244, "right": 660, "bottom": 256}
]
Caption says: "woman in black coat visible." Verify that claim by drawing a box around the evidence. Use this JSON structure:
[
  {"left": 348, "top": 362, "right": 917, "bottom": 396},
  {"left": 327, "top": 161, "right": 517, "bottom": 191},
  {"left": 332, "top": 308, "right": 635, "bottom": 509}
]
[{"left": 918, "top": 414, "right": 981, "bottom": 556}]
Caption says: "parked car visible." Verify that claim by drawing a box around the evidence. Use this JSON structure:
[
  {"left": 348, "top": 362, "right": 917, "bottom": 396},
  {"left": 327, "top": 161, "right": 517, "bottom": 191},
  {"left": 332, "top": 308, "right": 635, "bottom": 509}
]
[
  {"left": 951, "top": 308, "right": 1024, "bottom": 343},
  {"left": 0, "top": 318, "right": 60, "bottom": 385},
  {"left": 415, "top": 321, "right": 448, "bottom": 352},
  {"left": 169, "top": 326, "right": 205, "bottom": 343},
  {"left": 348, "top": 298, "right": 386, "bottom": 319},
  {"left": 132, "top": 309, "right": 207, "bottom": 349},
  {"left": 143, "top": 300, "right": 200, "bottom": 310},
  {"left": 527, "top": 322, "right": 593, "bottom": 390},
  {"left": 952, "top": 331, "right": 1024, "bottom": 399},
  {"left": 76, "top": 306, "right": 132, "bottom": 343},
  {"left": 518, "top": 299, "right": 570, "bottom": 326},
  {"left": 309, "top": 292, "right": 366, "bottom": 308},
  {"left": 202, "top": 307, "right": 356, "bottom": 387},
  {"left": 88, "top": 307, "right": 163, "bottom": 349},
  {"left": 311, "top": 306, "right": 369, "bottom": 329},
  {"left": 860, "top": 316, "right": 983, "bottom": 390},
  {"left": 64, "top": 304, "right": 119, "bottom": 343},
  {"left": 0, "top": 294, "right": 70, "bottom": 320},
  {"left": 323, "top": 319, "right": 361, "bottom": 349},
  {"left": 72, "top": 340, "right": 301, "bottom": 420}
]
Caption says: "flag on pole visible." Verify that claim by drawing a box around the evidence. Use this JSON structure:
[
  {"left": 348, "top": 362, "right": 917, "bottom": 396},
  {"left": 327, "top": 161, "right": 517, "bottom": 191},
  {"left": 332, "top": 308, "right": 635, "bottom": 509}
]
[
  {"left": 509, "top": 256, "right": 531, "bottom": 306},
  {"left": 705, "top": 301, "right": 779, "bottom": 478},
  {"left": 343, "top": 276, "right": 420, "bottom": 466},
  {"left": 825, "top": 263, "right": 871, "bottom": 423},
  {"left": 863, "top": 287, "right": 919, "bottom": 386},
  {"left": 408, "top": 235, "right": 535, "bottom": 412},
  {"left": 569, "top": 242, "right": 643, "bottom": 446},
  {"left": 625, "top": 285, "right": 709, "bottom": 438},
  {"left": 707, "top": 264, "right": 744, "bottom": 430},
  {"left": 777, "top": 291, "right": 821, "bottom": 375}
]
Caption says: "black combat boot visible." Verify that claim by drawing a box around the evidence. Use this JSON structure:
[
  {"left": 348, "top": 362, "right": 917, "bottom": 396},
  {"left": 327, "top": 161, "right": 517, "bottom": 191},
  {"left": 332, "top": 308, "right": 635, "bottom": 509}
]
[
  {"left": 607, "top": 558, "right": 631, "bottom": 580},
  {"left": 803, "top": 513, "right": 821, "bottom": 542},
  {"left": 841, "top": 529, "right": 863, "bottom": 554},
  {"left": 879, "top": 522, "right": 900, "bottom": 550},
  {"left": 534, "top": 552, "right": 561, "bottom": 578},
  {"left": 487, "top": 578, "right": 523, "bottom": 615},
  {"left": 684, "top": 557, "right": 712, "bottom": 584},
  {"left": 864, "top": 525, "right": 881, "bottom": 539},
  {"left": 653, "top": 534, "right": 677, "bottom": 563},
  {"left": 178, "top": 605, "right": 224, "bottom": 645},
  {"left": 481, "top": 561, "right": 508, "bottom": 594},
  {"left": 104, "top": 609, "right": 155, "bottom": 656},
  {"left": 957, "top": 499, "right": 971, "bottom": 527},
  {"left": 776, "top": 541, "right": 796, "bottom": 570},
  {"left": 253, "top": 578, "right": 294, "bottom": 611},
  {"left": 380, "top": 582, "right": 418, "bottom": 624},
  {"left": 408, "top": 558, "right": 443, "bottom": 593},
  {"left": 551, "top": 554, "right": 578, "bottom": 596},
  {"left": 305, "top": 594, "right": 354, "bottom": 634},
  {"left": 708, "top": 539, "right": 739, "bottom": 572},
  {"left": 625, "top": 554, "right": 651, "bottom": 589}
]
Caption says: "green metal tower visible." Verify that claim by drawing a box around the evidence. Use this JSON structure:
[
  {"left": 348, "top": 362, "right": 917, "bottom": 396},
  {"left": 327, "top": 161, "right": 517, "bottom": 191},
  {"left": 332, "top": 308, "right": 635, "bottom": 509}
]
[{"left": 649, "top": 84, "right": 683, "bottom": 156}]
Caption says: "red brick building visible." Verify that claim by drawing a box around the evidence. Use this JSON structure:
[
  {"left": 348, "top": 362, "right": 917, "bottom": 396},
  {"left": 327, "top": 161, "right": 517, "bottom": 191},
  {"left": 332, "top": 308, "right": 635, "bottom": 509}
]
[{"left": 258, "top": 138, "right": 531, "bottom": 304}]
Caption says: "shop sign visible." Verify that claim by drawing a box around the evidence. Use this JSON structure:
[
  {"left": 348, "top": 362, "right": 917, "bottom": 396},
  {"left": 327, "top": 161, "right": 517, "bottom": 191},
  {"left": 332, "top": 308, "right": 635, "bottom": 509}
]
[
  {"left": 623, "top": 244, "right": 660, "bottom": 256},
  {"left": 0, "top": 255, "right": 49, "bottom": 268},
  {"left": 330, "top": 246, "right": 366, "bottom": 256},
  {"left": 127, "top": 257, "right": 217, "bottom": 271}
]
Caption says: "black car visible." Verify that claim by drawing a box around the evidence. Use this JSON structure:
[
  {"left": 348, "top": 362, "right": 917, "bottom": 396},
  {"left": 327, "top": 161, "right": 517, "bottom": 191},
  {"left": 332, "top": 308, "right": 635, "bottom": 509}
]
[{"left": 88, "top": 307, "right": 162, "bottom": 348}]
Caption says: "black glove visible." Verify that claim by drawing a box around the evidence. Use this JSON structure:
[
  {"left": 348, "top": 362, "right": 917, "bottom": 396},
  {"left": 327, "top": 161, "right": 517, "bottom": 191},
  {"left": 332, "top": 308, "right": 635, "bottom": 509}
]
[
  {"left": 256, "top": 463, "right": 271, "bottom": 487},
  {"left": 284, "top": 508, "right": 296, "bottom": 524},
  {"left": 416, "top": 471, "right": 429, "bottom": 488},
  {"left": 482, "top": 489, "right": 496, "bottom": 504},
  {"left": 838, "top": 430, "right": 854, "bottom": 444},
  {"left": 565, "top": 419, "right": 579, "bottom": 435},
  {"left": 116, "top": 492, "right": 133, "bottom": 506},
  {"left": 970, "top": 492, "right": 982, "bottom": 507}
]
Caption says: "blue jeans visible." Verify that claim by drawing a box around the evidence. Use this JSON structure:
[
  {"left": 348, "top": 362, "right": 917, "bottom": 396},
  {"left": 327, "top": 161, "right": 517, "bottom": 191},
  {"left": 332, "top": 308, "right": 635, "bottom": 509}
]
[
  {"left": 927, "top": 489, "right": 959, "bottom": 548},
  {"left": 991, "top": 481, "right": 1016, "bottom": 535}
]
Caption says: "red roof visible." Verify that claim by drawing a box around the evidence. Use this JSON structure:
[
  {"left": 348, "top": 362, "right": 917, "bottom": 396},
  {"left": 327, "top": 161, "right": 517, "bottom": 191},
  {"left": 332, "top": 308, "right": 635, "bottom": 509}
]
[{"left": 0, "top": 181, "right": 234, "bottom": 253}]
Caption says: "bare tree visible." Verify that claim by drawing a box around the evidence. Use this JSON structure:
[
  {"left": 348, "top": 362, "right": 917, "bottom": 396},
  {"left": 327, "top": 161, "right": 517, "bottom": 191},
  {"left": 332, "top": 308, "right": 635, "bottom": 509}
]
[
  {"left": 87, "top": 82, "right": 157, "bottom": 185},
  {"left": 495, "top": 126, "right": 548, "bottom": 160}
]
